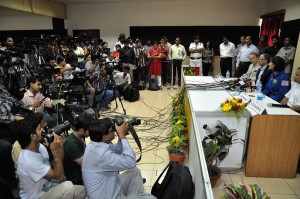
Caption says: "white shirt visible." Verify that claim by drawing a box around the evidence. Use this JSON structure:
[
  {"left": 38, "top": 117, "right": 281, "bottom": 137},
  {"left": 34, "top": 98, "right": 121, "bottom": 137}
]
[
  {"left": 85, "top": 60, "right": 100, "bottom": 75},
  {"left": 169, "top": 44, "right": 187, "bottom": 60},
  {"left": 219, "top": 42, "right": 236, "bottom": 58},
  {"left": 74, "top": 47, "right": 84, "bottom": 62},
  {"left": 285, "top": 81, "right": 300, "bottom": 107},
  {"left": 236, "top": 44, "right": 259, "bottom": 67},
  {"left": 189, "top": 42, "right": 204, "bottom": 58},
  {"left": 113, "top": 72, "right": 131, "bottom": 86},
  {"left": 18, "top": 144, "right": 51, "bottom": 199}
]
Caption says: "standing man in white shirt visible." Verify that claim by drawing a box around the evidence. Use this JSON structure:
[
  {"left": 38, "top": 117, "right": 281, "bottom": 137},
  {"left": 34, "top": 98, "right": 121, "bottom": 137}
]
[
  {"left": 219, "top": 36, "right": 236, "bottom": 77},
  {"left": 236, "top": 35, "right": 259, "bottom": 77},
  {"left": 189, "top": 35, "right": 204, "bottom": 76},
  {"left": 169, "top": 37, "right": 186, "bottom": 87}
]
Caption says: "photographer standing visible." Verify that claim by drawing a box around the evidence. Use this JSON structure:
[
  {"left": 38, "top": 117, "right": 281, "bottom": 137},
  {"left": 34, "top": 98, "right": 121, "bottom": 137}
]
[
  {"left": 119, "top": 39, "right": 136, "bottom": 79},
  {"left": 82, "top": 118, "right": 156, "bottom": 199},
  {"left": 15, "top": 112, "right": 86, "bottom": 199}
]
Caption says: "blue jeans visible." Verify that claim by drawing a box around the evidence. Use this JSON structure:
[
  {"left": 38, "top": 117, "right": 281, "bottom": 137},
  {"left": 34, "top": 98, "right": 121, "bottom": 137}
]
[{"left": 94, "top": 90, "right": 115, "bottom": 108}]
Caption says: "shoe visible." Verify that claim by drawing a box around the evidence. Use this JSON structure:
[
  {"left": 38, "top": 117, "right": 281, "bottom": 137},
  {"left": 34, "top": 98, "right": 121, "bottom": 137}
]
[
  {"left": 142, "top": 178, "right": 146, "bottom": 184},
  {"left": 158, "top": 86, "right": 162, "bottom": 90}
]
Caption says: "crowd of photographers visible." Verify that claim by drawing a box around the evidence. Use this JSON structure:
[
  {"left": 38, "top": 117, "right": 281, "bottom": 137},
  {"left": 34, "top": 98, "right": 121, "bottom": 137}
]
[{"left": 0, "top": 34, "right": 159, "bottom": 198}]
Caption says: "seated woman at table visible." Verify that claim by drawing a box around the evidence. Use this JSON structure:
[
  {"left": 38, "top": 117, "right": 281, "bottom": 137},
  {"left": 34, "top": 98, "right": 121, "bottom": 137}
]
[
  {"left": 263, "top": 56, "right": 291, "bottom": 102},
  {"left": 280, "top": 67, "right": 300, "bottom": 112}
]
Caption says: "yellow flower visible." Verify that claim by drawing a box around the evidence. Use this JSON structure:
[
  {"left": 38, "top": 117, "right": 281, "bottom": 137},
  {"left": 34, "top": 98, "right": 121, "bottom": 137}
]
[
  {"left": 222, "top": 103, "right": 232, "bottom": 112},
  {"left": 231, "top": 98, "right": 238, "bottom": 104},
  {"left": 237, "top": 103, "right": 244, "bottom": 107},
  {"left": 172, "top": 136, "right": 180, "bottom": 142},
  {"left": 176, "top": 120, "right": 183, "bottom": 125},
  {"left": 175, "top": 97, "right": 179, "bottom": 102}
]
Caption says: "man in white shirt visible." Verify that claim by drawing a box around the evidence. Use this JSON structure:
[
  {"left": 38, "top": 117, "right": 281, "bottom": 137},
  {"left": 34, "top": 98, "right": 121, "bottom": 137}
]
[
  {"left": 236, "top": 35, "right": 259, "bottom": 77},
  {"left": 219, "top": 36, "right": 236, "bottom": 77},
  {"left": 169, "top": 37, "right": 186, "bottom": 87},
  {"left": 73, "top": 42, "right": 85, "bottom": 63},
  {"left": 281, "top": 67, "right": 300, "bottom": 112},
  {"left": 189, "top": 35, "right": 204, "bottom": 76},
  {"left": 113, "top": 66, "right": 131, "bottom": 96},
  {"left": 16, "top": 112, "right": 86, "bottom": 199}
]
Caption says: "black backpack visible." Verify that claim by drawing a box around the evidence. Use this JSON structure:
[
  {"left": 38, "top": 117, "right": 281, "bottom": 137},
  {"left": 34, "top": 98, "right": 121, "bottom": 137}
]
[
  {"left": 123, "top": 84, "right": 140, "bottom": 102},
  {"left": 151, "top": 161, "right": 195, "bottom": 199},
  {"left": 149, "top": 78, "right": 159, "bottom": 91}
]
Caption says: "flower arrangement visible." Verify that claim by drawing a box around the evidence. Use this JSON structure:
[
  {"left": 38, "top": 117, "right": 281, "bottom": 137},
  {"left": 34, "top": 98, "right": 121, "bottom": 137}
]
[
  {"left": 183, "top": 66, "right": 196, "bottom": 76},
  {"left": 167, "top": 89, "right": 188, "bottom": 156},
  {"left": 220, "top": 97, "right": 247, "bottom": 121}
]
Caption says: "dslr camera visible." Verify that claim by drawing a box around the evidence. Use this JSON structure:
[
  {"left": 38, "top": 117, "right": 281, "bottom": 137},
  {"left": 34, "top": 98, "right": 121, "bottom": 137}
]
[
  {"left": 111, "top": 117, "right": 141, "bottom": 132},
  {"left": 42, "top": 121, "right": 71, "bottom": 143}
]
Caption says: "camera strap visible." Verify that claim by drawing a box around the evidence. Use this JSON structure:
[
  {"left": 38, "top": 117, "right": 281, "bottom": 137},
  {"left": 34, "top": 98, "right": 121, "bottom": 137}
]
[{"left": 128, "top": 124, "right": 142, "bottom": 163}]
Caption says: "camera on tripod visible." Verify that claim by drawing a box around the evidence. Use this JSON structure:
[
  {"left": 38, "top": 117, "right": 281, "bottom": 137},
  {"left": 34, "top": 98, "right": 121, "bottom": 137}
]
[
  {"left": 42, "top": 121, "right": 71, "bottom": 143},
  {"left": 111, "top": 117, "right": 141, "bottom": 132}
]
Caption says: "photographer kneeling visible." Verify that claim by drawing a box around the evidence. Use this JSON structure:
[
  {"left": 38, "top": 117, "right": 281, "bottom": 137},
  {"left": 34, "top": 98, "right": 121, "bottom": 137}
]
[
  {"left": 14, "top": 112, "right": 86, "bottom": 199},
  {"left": 82, "top": 118, "right": 156, "bottom": 199},
  {"left": 113, "top": 65, "right": 131, "bottom": 96}
]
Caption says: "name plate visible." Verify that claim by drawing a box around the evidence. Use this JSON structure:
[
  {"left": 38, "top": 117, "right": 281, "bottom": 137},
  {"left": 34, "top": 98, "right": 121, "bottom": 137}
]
[
  {"left": 248, "top": 101, "right": 265, "bottom": 114},
  {"left": 239, "top": 80, "right": 245, "bottom": 86},
  {"left": 239, "top": 92, "right": 251, "bottom": 103}
]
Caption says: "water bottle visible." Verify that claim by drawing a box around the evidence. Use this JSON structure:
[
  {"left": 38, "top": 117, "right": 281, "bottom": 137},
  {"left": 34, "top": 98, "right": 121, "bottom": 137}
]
[
  {"left": 256, "top": 80, "right": 262, "bottom": 93},
  {"left": 256, "top": 81, "right": 263, "bottom": 104},
  {"left": 226, "top": 70, "right": 230, "bottom": 78}
]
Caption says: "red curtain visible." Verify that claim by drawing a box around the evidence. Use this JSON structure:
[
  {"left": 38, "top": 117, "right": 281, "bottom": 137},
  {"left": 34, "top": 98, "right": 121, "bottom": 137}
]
[{"left": 260, "top": 13, "right": 284, "bottom": 46}]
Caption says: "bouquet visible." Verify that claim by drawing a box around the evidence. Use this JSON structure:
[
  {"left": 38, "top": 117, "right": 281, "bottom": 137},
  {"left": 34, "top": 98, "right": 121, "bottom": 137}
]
[{"left": 220, "top": 98, "right": 247, "bottom": 121}]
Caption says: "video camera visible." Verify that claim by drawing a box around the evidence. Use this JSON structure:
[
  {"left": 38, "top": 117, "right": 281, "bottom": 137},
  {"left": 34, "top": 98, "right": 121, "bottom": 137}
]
[{"left": 42, "top": 121, "right": 71, "bottom": 143}]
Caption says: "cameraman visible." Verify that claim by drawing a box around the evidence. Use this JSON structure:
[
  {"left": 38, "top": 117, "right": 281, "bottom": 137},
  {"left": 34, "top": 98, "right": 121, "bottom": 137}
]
[
  {"left": 64, "top": 113, "right": 95, "bottom": 185},
  {"left": 21, "top": 77, "right": 56, "bottom": 128},
  {"left": 86, "top": 64, "right": 115, "bottom": 111},
  {"left": 14, "top": 112, "right": 86, "bottom": 199},
  {"left": 82, "top": 119, "right": 156, "bottom": 199},
  {"left": 85, "top": 53, "right": 100, "bottom": 76}
]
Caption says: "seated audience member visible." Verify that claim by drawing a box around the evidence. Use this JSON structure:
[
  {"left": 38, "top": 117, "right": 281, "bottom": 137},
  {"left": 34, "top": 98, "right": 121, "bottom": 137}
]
[
  {"left": 15, "top": 112, "right": 86, "bottom": 199},
  {"left": 255, "top": 53, "right": 273, "bottom": 91},
  {"left": 82, "top": 119, "right": 156, "bottom": 199},
  {"left": 86, "top": 64, "right": 115, "bottom": 111},
  {"left": 22, "top": 77, "right": 56, "bottom": 128},
  {"left": 78, "top": 53, "right": 91, "bottom": 70},
  {"left": 85, "top": 53, "right": 100, "bottom": 76},
  {"left": 263, "top": 56, "right": 291, "bottom": 102},
  {"left": 241, "top": 52, "right": 259, "bottom": 82},
  {"left": 101, "top": 41, "right": 111, "bottom": 57},
  {"left": 281, "top": 67, "right": 300, "bottom": 112},
  {"left": 64, "top": 113, "right": 95, "bottom": 185},
  {"left": 106, "top": 52, "right": 118, "bottom": 68},
  {"left": 113, "top": 65, "right": 131, "bottom": 96}
]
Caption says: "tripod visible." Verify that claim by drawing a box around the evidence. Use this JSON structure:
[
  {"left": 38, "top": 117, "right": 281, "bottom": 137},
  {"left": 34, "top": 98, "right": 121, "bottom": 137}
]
[{"left": 97, "top": 73, "right": 126, "bottom": 117}]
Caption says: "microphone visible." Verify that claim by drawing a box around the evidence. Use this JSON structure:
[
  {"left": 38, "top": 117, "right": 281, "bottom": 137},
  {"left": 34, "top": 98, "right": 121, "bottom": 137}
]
[{"left": 267, "top": 103, "right": 290, "bottom": 108}]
